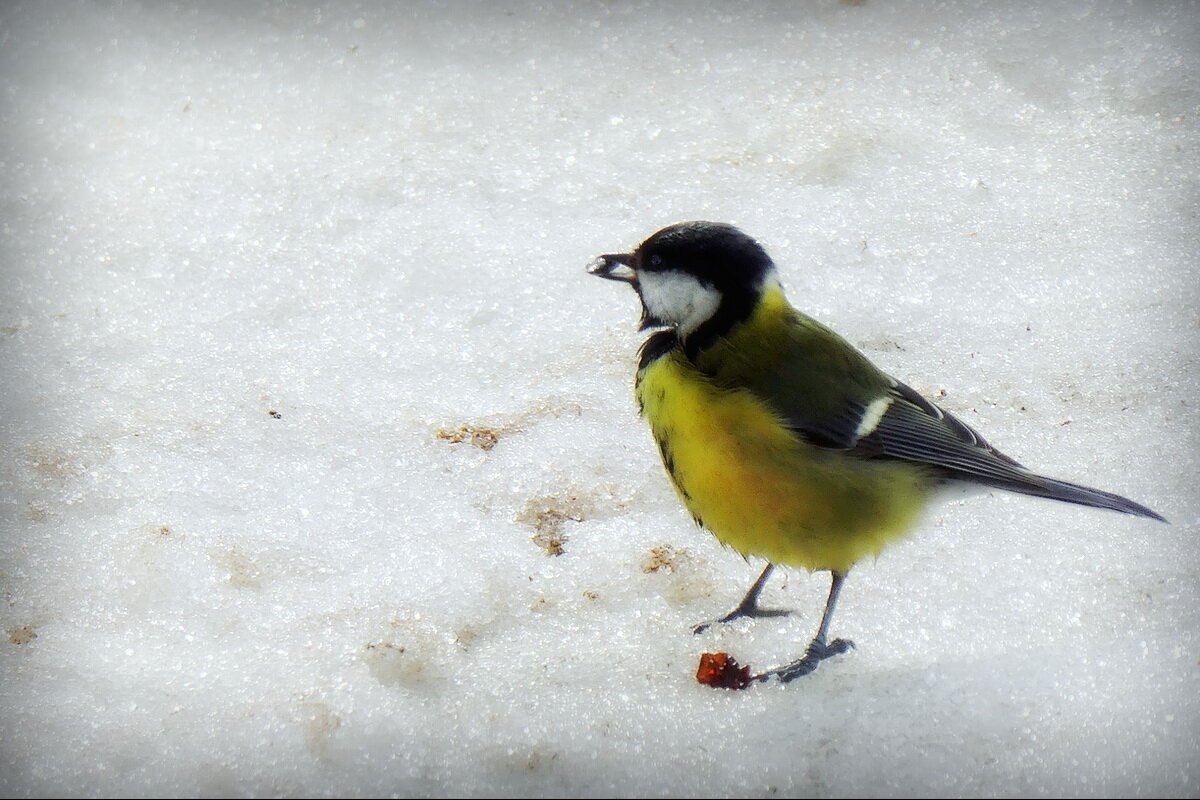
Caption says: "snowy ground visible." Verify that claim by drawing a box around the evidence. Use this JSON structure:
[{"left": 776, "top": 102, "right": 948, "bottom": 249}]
[{"left": 1, "top": 1, "right": 1198, "bottom": 797}]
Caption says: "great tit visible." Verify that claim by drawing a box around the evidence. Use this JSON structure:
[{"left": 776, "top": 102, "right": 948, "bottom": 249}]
[{"left": 589, "top": 220, "right": 1165, "bottom": 684}]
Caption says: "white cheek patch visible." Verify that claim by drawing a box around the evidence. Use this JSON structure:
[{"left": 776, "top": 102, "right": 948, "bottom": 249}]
[{"left": 638, "top": 270, "right": 722, "bottom": 336}]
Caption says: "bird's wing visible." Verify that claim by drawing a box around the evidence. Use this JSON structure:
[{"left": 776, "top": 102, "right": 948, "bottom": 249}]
[
  {"left": 845, "top": 378, "right": 1027, "bottom": 478},
  {"left": 725, "top": 316, "right": 1163, "bottom": 520},
  {"left": 740, "top": 332, "right": 1027, "bottom": 480}
]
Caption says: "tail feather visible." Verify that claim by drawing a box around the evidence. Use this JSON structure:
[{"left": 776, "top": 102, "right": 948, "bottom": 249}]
[{"left": 989, "top": 473, "right": 1167, "bottom": 523}]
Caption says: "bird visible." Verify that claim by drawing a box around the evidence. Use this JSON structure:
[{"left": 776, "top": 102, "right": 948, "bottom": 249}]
[{"left": 588, "top": 220, "right": 1165, "bottom": 684}]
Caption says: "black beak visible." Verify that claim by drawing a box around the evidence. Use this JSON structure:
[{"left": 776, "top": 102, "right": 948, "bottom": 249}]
[{"left": 587, "top": 253, "right": 637, "bottom": 284}]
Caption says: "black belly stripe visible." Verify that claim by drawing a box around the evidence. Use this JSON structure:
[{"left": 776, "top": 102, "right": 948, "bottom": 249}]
[
  {"left": 655, "top": 432, "right": 692, "bottom": 501},
  {"left": 638, "top": 330, "right": 678, "bottom": 371},
  {"left": 658, "top": 440, "right": 676, "bottom": 475}
]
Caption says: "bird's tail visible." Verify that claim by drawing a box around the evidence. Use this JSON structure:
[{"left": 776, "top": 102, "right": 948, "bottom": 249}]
[{"left": 989, "top": 473, "right": 1167, "bottom": 522}]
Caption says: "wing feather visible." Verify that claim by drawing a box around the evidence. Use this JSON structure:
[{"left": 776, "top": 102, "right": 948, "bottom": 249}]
[{"left": 711, "top": 311, "right": 1164, "bottom": 521}]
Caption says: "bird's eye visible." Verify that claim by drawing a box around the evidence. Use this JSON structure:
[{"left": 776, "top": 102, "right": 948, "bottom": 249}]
[{"left": 648, "top": 254, "right": 663, "bottom": 268}]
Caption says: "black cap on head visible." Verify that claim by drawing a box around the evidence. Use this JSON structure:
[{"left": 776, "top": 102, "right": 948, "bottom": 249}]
[
  {"left": 590, "top": 221, "right": 779, "bottom": 356},
  {"left": 632, "top": 221, "right": 774, "bottom": 292}
]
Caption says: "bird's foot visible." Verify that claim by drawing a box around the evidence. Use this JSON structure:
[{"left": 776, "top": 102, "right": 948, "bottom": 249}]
[
  {"left": 752, "top": 637, "right": 854, "bottom": 683},
  {"left": 691, "top": 601, "right": 790, "bottom": 635}
]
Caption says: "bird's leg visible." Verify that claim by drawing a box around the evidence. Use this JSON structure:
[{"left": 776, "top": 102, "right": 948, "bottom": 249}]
[
  {"left": 692, "top": 563, "right": 790, "bottom": 634},
  {"left": 754, "top": 571, "right": 854, "bottom": 683}
]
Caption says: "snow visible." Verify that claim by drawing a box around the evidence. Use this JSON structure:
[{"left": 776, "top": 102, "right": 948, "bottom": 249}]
[{"left": 1, "top": 1, "right": 1197, "bottom": 796}]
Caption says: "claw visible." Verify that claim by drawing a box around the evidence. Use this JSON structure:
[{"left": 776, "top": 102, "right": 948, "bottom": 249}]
[
  {"left": 753, "top": 637, "right": 855, "bottom": 683},
  {"left": 691, "top": 605, "right": 790, "bottom": 635},
  {"left": 692, "top": 563, "right": 787, "bottom": 635}
]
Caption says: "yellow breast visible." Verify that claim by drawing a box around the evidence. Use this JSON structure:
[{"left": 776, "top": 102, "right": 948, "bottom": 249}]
[{"left": 636, "top": 350, "right": 929, "bottom": 574}]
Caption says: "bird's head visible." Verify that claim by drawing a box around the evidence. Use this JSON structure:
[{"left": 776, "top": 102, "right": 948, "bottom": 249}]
[{"left": 588, "top": 221, "right": 778, "bottom": 342}]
